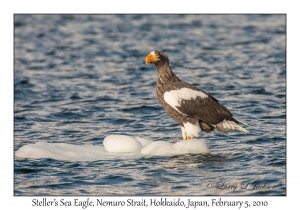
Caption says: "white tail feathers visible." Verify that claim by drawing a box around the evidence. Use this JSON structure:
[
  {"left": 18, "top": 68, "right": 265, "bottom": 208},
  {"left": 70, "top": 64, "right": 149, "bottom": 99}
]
[
  {"left": 233, "top": 117, "right": 253, "bottom": 127},
  {"left": 216, "top": 120, "right": 250, "bottom": 134}
]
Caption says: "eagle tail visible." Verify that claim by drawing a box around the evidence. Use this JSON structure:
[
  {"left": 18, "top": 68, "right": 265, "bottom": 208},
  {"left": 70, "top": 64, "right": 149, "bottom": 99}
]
[
  {"left": 216, "top": 120, "right": 250, "bottom": 134},
  {"left": 233, "top": 117, "right": 251, "bottom": 127}
]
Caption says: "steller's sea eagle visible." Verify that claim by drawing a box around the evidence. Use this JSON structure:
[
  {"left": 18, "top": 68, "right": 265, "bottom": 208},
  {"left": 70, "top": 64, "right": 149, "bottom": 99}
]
[{"left": 145, "top": 50, "right": 249, "bottom": 140}]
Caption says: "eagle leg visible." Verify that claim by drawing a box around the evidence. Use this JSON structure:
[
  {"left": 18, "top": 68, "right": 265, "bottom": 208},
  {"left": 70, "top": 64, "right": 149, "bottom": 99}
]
[{"left": 180, "top": 124, "right": 192, "bottom": 140}]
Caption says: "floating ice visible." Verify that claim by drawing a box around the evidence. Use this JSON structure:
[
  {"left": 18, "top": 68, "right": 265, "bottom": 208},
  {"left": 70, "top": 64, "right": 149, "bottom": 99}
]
[
  {"left": 134, "top": 136, "right": 153, "bottom": 147},
  {"left": 103, "top": 135, "right": 143, "bottom": 153},
  {"left": 14, "top": 142, "right": 131, "bottom": 161},
  {"left": 15, "top": 135, "right": 209, "bottom": 161},
  {"left": 141, "top": 138, "right": 209, "bottom": 156}
]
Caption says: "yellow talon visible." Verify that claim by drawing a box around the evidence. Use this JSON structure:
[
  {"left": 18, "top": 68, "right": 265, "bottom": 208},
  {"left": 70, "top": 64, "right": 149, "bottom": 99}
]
[{"left": 184, "top": 136, "right": 191, "bottom": 140}]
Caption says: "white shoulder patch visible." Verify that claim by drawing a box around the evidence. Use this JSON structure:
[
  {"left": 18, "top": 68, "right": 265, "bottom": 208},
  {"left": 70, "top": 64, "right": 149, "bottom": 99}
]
[{"left": 164, "top": 87, "right": 208, "bottom": 115}]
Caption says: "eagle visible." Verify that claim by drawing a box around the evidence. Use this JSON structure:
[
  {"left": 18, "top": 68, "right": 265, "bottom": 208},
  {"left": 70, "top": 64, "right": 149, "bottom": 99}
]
[{"left": 145, "top": 50, "right": 249, "bottom": 140}]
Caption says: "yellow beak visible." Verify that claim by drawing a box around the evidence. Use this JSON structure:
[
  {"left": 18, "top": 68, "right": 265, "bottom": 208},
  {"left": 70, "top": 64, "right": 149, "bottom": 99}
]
[{"left": 145, "top": 53, "right": 159, "bottom": 65}]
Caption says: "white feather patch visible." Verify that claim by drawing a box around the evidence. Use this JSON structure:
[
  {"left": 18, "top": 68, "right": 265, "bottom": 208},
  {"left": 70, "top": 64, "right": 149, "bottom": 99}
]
[
  {"left": 183, "top": 121, "right": 201, "bottom": 139},
  {"left": 180, "top": 126, "right": 187, "bottom": 140},
  {"left": 164, "top": 87, "right": 208, "bottom": 115}
]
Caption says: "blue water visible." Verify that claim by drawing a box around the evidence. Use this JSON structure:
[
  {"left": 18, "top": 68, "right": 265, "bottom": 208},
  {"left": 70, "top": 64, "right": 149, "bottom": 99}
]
[{"left": 14, "top": 14, "right": 286, "bottom": 196}]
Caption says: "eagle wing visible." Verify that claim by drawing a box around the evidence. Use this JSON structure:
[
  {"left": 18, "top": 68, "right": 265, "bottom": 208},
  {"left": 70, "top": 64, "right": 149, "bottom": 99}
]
[{"left": 163, "top": 81, "right": 237, "bottom": 125}]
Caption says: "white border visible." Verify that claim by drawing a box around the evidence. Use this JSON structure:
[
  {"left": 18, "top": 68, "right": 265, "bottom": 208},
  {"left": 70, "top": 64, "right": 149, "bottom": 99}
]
[{"left": 2, "top": 0, "right": 296, "bottom": 209}]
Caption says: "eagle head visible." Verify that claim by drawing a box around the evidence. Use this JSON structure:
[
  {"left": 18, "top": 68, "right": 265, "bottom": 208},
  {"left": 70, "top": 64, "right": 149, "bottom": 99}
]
[{"left": 145, "top": 50, "right": 169, "bottom": 65}]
